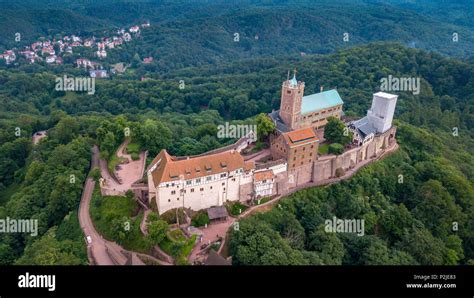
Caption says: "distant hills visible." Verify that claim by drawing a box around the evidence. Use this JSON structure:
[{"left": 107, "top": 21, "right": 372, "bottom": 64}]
[{"left": 1, "top": 0, "right": 474, "bottom": 69}]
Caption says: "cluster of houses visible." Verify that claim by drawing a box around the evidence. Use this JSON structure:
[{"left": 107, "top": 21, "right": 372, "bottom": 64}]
[{"left": 0, "top": 21, "right": 153, "bottom": 78}]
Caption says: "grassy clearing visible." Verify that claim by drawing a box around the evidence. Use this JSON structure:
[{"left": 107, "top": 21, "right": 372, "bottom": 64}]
[
  {"left": 227, "top": 202, "right": 248, "bottom": 216},
  {"left": 177, "top": 235, "right": 197, "bottom": 265},
  {"left": 168, "top": 229, "right": 186, "bottom": 242},
  {"left": 318, "top": 143, "right": 329, "bottom": 155},
  {"left": 90, "top": 188, "right": 152, "bottom": 253},
  {"left": 159, "top": 230, "right": 197, "bottom": 265},
  {"left": 108, "top": 153, "right": 126, "bottom": 174},
  {"left": 126, "top": 142, "right": 141, "bottom": 160},
  {"left": 255, "top": 196, "right": 272, "bottom": 205}
]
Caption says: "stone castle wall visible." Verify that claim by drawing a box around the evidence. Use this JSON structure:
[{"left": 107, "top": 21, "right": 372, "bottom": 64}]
[{"left": 312, "top": 126, "right": 396, "bottom": 183}]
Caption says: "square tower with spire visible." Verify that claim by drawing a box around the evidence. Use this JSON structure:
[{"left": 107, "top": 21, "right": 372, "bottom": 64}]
[
  {"left": 274, "top": 70, "right": 343, "bottom": 132},
  {"left": 279, "top": 71, "right": 305, "bottom": 130}
]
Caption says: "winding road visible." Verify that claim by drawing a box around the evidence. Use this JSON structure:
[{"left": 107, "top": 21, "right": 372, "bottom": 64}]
[
  {"left": 79, "top": 145, "right": 170, "bottom": 265},
  {"left": 78, "top": 146, "right": 115, "bottom": 265}
]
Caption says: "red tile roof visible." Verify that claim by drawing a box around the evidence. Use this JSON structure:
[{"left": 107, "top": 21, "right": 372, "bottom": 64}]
[
  {"left": 282, "top": 127, "right": 319, "bottom": 147},
  {"left": 254, "top": 170, "right": 274, "bottom": 182},
  {"left": 149, "top": 149, "right": 252, "bottom": 185}
]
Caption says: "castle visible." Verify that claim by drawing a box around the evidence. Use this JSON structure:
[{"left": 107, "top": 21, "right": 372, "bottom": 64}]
[{"left": 146, "top": 73, "right": 398, "bottom": 215}]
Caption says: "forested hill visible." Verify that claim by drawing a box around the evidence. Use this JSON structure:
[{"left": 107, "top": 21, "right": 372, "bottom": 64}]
[
  {"left": 0, "top": 0, "right": 232, "bottom": 48},
  {"left": 2, "top": 0, "right": 474, "bottom": 63},
  {"left": 3, "top": 43, "right": 472, "bottom": 142},
  {"left": 373, "top": 0, "right": 474, "bottom": 30},
  {"left": 131, "top": 3, "right": 474, "bottom": 68},
  {"left": 0, "top": 42, "right": 473, "bottom": 265}
]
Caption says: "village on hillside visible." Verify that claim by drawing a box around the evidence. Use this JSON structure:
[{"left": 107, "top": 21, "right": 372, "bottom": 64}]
[{"left": 0, "top": 21, "right": 153, "bottom": 78}]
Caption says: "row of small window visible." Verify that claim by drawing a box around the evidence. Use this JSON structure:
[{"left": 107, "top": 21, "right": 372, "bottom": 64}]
[
  {"left": 186, "top": 176, "right": 237, "bottom": 186},
  {"left": 167, "top": 186, "right": 228, "bottom": 202},
  {"left": 294, "top": 145, "right": 314, "bottom": 152},
  {"left": 293, "top": 153, "right": 313, "bottom": 160},
  {"left": 166, "top": 173, "right": 230, "bottom": 188},
  {"left": 171, "top": 184, "right": 230, "bottom": 195},
  {"left": 303, "top": 106, "right": 340, "bottom": 119},
  {"left": 274, "top": 143, "right": 287, "bottom": 153},
  {"left": 275, "top": 144, "right": 315, "bottom": 152},
  {"left": 291, "top": 159, "right": 312, "bottom": 168},
  {"left": 286, "top": 89, "right": 301, "bottom": 94}
]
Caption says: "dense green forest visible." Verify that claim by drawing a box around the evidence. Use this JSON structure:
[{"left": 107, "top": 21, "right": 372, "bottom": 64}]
[
  {"left": 1, "top": 0, "right": 474, "bottom": 70},
  {"left": 0, "top": 41, "right": 473, "bottom": 264},
  {"left": 375, "top": 0, "right": 474, "bottom": 30},
  {"left": 2, "top": 43, "right": 473, "bottom": 137}
]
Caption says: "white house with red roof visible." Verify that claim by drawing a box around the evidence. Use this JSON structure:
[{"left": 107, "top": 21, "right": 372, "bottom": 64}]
[
  {"left": 76, "top": 58, "right": 94, "bottom": 68},
  {"left": 2, "top": 50, "right": 16, "bottom": 64},
  {"left": 129, "top": 26, "right": 140, "bottom": 33},
  {"left": 143, "top": 57, "right": 153, "bottom": 64},
  {"left": 96, "top": 50, "right": 107, "bottom": 58},
  {"left": 253, "top": 169, "right": 275, "bottom": 198}
]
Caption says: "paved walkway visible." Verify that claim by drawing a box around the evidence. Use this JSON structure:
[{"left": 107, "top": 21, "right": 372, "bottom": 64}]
[
  {"left": 140, "top": 209, "right": 152, "bottom": 235},
  {"left": 188, "top": 217, "right": 236, "bottom": 263},
  {"left": 115, "top": 139, "right": 146, "bottom": 188},
  {"left": 244, "top": 148, "right": 271, "bottom": 163},
  {"left": 100, "top": 139, "right": 146, "bottom": 194}
]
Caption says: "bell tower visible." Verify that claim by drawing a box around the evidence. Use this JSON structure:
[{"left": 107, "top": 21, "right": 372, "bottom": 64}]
[{"left": 279, "top": 70, "right": 305, "bottom": 130}]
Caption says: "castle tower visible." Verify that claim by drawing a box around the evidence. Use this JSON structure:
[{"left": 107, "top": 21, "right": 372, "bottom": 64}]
[
  {"left": 279, "top": 71, "right": 305, "bottom": 130},
  {"left": 367, "top": 92, "right": 398, "bottom": 133}
]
